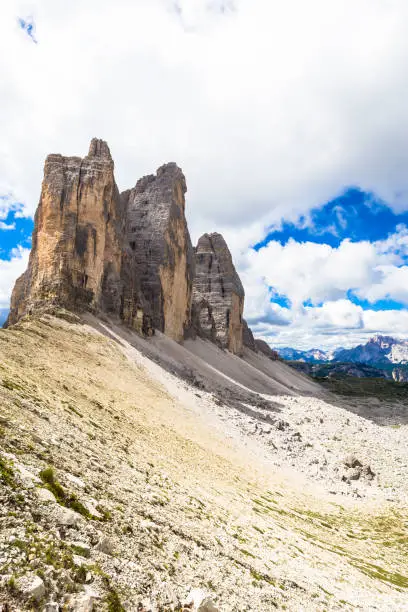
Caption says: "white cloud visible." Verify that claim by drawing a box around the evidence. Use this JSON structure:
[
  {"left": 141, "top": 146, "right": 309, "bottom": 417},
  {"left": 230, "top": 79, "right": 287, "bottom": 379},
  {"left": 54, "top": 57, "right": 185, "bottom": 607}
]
[
  {"left": 254, "top": 303, "right": 408, "bottom": 351},
  {"left": 2, "top": 0, "right": 408, "bottom": 242},
  {"left": 0, "top": 222, "right": 16, "bottom": 230},
  {"left": 241, "top": 224, "right": 408, "bottom": 349},
  {"left": 3, "top": 1, "right": 408, "bottom": 348},
  {"left": 0, "top": 246, "right": 30, "bottom": 308}
]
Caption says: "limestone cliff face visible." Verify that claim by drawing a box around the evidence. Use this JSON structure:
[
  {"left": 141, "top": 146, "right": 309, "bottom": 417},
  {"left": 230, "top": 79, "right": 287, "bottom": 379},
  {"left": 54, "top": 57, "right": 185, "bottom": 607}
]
[
  {"left": 243, "top": 319, "right": 257, "bottom": 351},
  {"left": 192, "top": 233, "right": 244, "bottom": 354},
  {"left": 6, "top": 141, "right": 251, "bottom": 355},
  {"left": 121, "top": 163, "right": 194, "bottom": 342},
  {"left": 6, "top": 139, "right": 124, "bottom": 326}
]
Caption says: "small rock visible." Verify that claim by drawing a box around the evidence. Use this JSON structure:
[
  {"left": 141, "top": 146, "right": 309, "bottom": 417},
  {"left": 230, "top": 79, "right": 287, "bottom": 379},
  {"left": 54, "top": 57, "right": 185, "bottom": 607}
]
[
  {"left": 64, "top": 592, "right": 97, "bottom": 611},
  {"left": 275, "top": 419, "right": 289, "bottom": 431},
  {"left": 70, "top": 541, "right": 91, "bottom": 558},
  {"left": 82, "top": 500, "right": 102, "bottom": 519},
  {"left": 95, "top": 536, "right": 114, "bottom": 555},
  {"left": 198, "top": 597, "right": 219, "bottom": 612},
  {"left": 36, "top": 487, "right": 57, "bottom": 503},
  {"left": 140, "top": 519, "right": 161, "bottom": 532},
  {"left": 17, "top": 573, "right": 45, "bottom": 601},
  {"left": 44, "top": 603, "right": 59, "bottom": 612},
  {"left": 344, "top": 455, "right": 363, "bottom": 469},
  {"left": 65, "top": 473, "right": 86, "bottom": 488},
  {"left": 14, "top": 464, "right": 40, "bottom": 488},
  {"left": 348, "top": 468, "right": 361, "bottom": 481},
  {"left": 185, "top": 588, "right": 208, "bottom": 609},
  {"left": 54, "top": 505, "right": 82, "bottom": 527},
  {"left": 361, "top": 465, "right": 375, "bottom": 481}
]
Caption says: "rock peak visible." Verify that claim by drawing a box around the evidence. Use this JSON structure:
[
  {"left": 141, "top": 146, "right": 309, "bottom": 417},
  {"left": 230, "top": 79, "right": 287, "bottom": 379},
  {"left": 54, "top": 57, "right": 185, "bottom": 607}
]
[
  {"left": 121, "top": 161, "right": 193, "bottom": 341},
  {"left": 192, "top": 231, "right": 244, "bottom": 354},
  {"left": 6, "top": 141, "right": 122, "bottom": 325},
  {"left": 88, "top": 138, "right": 112, "bottom": 159},
  {"left": 6, "top": 140, "right": 251, "bottom": 357}
]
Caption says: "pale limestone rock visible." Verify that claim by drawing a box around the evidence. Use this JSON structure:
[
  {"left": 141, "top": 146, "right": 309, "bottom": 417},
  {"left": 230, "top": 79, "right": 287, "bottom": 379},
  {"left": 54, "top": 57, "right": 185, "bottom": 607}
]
[
  {"left": 95, "top": 535, "right": 115, "bottom": 555},
  {"left": 6, "top": 138, "right": 124, "bottom": 326},
  {"left": 52, "top": 505, "right": 82, "bottom": 527},
  {"left": 198, "top": 597, "right": 219, "bottom": 612},
  {"left": 36, "top": 487, "right": 57, "bottom": 503},
  {"left": 17, "top": 573, "right": 45, "bottom": 601}
]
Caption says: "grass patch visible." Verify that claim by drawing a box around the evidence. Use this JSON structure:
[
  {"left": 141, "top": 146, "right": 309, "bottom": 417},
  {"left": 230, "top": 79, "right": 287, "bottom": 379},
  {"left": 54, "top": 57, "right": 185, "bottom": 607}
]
[
  {"left": 0, "top": 455, "right": 16, "bottom": 488},
  {"left": 39, "top": 467, "right": 91, "bottom": 519},
  {"left": 2, "top": 378, "right": 23, "bottom": 392},
  {"left": 67, "top": 404, "right": 83, "bottom": 418},
  {"left": 350, "top": 560, "right": 408, "bottom": 589}
]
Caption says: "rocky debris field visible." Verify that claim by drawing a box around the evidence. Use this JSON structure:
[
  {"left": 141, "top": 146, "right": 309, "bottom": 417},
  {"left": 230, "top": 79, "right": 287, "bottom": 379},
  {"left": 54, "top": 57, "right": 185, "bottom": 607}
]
[{"left": 0, "top": 313, "right": 408, "bottom": 611}]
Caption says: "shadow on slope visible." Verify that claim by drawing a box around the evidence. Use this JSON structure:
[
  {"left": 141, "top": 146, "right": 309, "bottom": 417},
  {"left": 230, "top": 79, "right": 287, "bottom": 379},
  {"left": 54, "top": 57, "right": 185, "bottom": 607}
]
[
  {"left": 89, "top": 316, "right": 288, "bottom": 420},
  {"left": 315, "top": 376, "right": 408, "bottom": 426}
]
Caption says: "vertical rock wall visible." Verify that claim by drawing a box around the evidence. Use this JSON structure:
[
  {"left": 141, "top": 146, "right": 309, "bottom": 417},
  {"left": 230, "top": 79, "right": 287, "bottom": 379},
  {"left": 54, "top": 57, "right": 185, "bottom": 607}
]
[
  {"left": 6, "top": 139, "right": 255, "bottom": 356},
  {"left": 192, "top": 233, "right": 244, "bottom": 354},
  {"left": 122, "top": 163, "right": 194, "bottom": 342},
  {"left": 6, "top": 139, "right": 124, "bottom": 326}
]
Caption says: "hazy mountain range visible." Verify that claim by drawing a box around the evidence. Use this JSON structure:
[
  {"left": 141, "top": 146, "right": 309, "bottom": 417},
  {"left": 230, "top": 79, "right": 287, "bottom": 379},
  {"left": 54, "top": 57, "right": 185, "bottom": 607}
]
[
  {"left": 276, "top": 335, "right": 408, "bottom": 381},
  {"left": 276, "top": 335, "right": 408, "bottom": 365}
]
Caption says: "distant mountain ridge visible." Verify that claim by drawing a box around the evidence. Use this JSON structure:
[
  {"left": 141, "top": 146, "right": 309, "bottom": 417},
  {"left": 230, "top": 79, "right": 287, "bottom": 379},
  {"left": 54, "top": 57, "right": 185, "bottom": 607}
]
[
  {"left": 276, "top": 346, "right": 342, "bottom": 363},
  {"left": 276, "top": 335, "right": 408, "bottom": 365}
]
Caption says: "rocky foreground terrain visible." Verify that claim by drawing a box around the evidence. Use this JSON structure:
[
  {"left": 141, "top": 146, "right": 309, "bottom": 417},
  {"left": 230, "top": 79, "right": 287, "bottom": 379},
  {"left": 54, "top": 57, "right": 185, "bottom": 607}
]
[{"left": 1, "top": 311, "right": 407, "bottom": 611}]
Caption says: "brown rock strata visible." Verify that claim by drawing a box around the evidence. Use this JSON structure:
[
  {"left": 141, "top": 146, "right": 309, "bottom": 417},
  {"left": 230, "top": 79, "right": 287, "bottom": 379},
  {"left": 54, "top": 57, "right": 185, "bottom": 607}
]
[{"left": 6, "top": 139, "right": 124, "bottom": 326}]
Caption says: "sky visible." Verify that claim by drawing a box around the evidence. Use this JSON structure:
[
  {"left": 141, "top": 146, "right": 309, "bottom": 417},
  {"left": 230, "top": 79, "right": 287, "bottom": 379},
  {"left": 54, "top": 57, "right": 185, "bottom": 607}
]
[{"left": 2, "top": 1, "right": 408, "bottom": 349}]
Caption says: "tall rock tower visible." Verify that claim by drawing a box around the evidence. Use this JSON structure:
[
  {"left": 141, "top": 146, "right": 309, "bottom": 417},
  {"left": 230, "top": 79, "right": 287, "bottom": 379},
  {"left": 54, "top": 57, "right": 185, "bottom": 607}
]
[
  {"left": 6, "top": 139, "right": 124, "bottom": 326},
  {"left": 121, "top": 163, "right": 194, "bottom": 342},
  {"left": 192, "top": 233, "right": 244, "bottom": 354}
]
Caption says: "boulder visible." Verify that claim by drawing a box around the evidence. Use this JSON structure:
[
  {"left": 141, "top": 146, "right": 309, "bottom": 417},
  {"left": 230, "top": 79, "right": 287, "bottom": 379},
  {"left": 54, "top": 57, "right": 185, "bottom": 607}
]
[
  {"left": 344, "top": 455, "right": 363, "bottom": 469},
  {"left": 36, "top": 487, "right": 57, "bottom": 503},
  {"left": 17, "top": 573, "right": 45, "bottom": 601}
]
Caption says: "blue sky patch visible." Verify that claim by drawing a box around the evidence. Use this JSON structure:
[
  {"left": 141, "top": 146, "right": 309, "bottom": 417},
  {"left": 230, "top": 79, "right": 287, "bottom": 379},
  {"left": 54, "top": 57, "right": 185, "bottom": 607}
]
[
  {"left": 0, "top": 210, "right": 33, "bottom": 259},
  {"left": 254, "top": 188, "right": 408, "bottom": 250},
  {"left": 18, "top": 17, "right": 37, "bottom": 43},
  {"left": 347, "top": 292, "right": 404, "bottom": 312}
]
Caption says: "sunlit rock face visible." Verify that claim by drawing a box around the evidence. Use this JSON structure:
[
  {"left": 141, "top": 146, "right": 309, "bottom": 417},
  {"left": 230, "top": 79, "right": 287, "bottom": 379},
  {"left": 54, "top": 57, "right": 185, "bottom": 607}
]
[
  {"left": 6, "top": 139, "right": 124, "bottom": 326},
  {"left": 191, "top": 232, "right": 244, "bottom": 354}
]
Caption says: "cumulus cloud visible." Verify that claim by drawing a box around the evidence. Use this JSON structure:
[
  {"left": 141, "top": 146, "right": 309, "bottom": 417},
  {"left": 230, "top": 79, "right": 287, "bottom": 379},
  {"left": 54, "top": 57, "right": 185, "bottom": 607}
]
[
  {"left": 241, "top": 224, "right": 408, "bottom": 349},
  {"left": 0, "top": 222, "right": 16, "bottom": 231},
  {"left": 3, "top": 1, "right": 408, "bottom": 348},
  {"left": 0, "top": 246, "right": 30, "bottom": 308},
  {"left": 254, "top": 303, "right": 408, "bottom": 351},
  {"left": 2, "top": 0, "right": 408, "bottom": 241}
]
